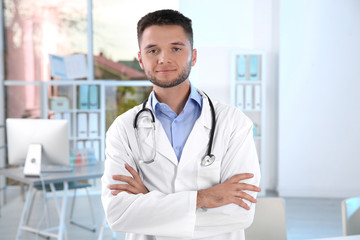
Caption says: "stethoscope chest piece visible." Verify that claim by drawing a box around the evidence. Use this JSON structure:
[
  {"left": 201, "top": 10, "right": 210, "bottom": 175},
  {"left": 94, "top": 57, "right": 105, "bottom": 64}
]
[{"left": 201, "top": 154, "right": 215, "bottom": 167}]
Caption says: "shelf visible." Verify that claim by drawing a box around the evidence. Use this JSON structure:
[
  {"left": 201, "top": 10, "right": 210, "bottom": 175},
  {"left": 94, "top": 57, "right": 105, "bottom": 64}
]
[
  {"left": 235, "top": 81, "right": 262, "bottom": 84},
  {"left": 69, "top": 137, "right": 102, "bottom": 141},
  {"left": 231, "top": 51, "right": 266, "bottom": 195},
  {"left": 48, "top": 109, "right": 101, "bottom": 113},
  {"left": 241, "top": 109, "right": 262, "bottom": 113}
]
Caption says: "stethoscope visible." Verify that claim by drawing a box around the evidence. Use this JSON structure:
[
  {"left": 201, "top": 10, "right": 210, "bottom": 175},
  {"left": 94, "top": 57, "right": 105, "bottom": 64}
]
[{"left": 133, "top": 92, "right": 216, "bottom": 167}]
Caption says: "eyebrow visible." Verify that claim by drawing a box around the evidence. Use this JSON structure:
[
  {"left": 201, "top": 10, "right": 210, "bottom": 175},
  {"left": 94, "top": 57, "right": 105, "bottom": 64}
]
[
  {"left": 143, "top": 42, "right": 186, "bottom": 50},
  {"left": 143, "top": 44, "right": 157, "bottom": 50},
  {"left": 170, "top": 42, "right": 186, "bottom": 46}
]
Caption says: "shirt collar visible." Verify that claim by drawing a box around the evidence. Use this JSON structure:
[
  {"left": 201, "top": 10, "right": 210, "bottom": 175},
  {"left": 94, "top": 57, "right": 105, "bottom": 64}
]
[{"left": 150, "top": 83, "right": 202, "bottom": 112}]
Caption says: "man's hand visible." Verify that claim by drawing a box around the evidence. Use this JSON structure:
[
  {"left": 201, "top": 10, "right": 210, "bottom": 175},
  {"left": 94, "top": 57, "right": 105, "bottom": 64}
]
[
  {"left": 109, "top": 164, "right": 149, "bottom": 195},
  {"left": 197, "top": 173, "right": 260, "bottom": 210}
]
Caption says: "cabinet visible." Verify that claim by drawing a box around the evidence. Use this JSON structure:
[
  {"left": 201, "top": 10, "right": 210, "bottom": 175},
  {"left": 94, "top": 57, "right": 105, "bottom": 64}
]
[
  {"left": 231, "top": 51, "right": 266, "bottom": 194},
  {"left": 42, "top": 81, "right": 105, "bottom": 164},
  {"left": 0, "top": 125, "right": 5, "bottom": 206}
]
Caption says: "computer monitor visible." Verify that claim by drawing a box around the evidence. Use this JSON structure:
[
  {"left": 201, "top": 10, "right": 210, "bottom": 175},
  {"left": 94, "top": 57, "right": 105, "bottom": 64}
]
[{"left": 6, "top": 118, "right": 70, "bottom": 168}]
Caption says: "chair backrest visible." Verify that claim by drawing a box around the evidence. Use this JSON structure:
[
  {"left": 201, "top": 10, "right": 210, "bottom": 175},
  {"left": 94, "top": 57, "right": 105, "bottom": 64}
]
[
  {"left": 245, "top": 197, "right": 287, "bottom": 240},
  {"left": 342, "top": 196, "right": 360, "bottom": 236}
]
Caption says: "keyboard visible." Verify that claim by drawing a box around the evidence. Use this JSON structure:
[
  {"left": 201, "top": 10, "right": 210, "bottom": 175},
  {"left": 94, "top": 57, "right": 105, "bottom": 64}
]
[{"left": 41, "top": 165, "right": 73, "bottom": 173}]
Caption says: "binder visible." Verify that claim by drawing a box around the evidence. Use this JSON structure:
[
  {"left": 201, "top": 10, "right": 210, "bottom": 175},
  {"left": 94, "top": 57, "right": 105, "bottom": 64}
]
[
  {"left": 93, "top": 140, "right": 100, "bottom": 161},
  {"left": 88, "top": 113, "right": 99, "bottom": 138},
  {"left": 85, "top": 141, "right": 92, "bottom": 149},
  {"left": 76, "top": 141, "right": 84, "bottom": 149},
  {"left": 78, "top": 85, "right": 89, "bottom": 109},
  {"left": 0, "top": 127, "right": 4, "bottom": 149},
  {"left": 63, "top": 112, "right": 72, "bottom": 137},
  {"left": 245, "top": 85, "right": 253, "bottom": 110},
  {"left": 0, "top": 148, "right": 5, "bottom": 169},
  {"left": 249, "top": 55, "right": 259, "bottom": 81},
  {"left": 88, "top": 85, "right": 99, "bottom": 109},
  {"left": 77, "top": 113, "right": 88, "bottom": 138},
  {"left": 254, "top": 85, "right": 261, "bottom": 110},
  {"left": 237, "top": 55, "right": 247, "bottom": 81},
  {"left": 236, "top": 85, "right": 244, "bottom": 109},
  {"left": 253, "top": 123, "right": 258, "bottom": 137}
]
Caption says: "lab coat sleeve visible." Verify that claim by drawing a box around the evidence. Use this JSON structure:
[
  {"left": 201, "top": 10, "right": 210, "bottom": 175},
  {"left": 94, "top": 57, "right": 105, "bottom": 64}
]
[
  {"left": 101, "top": 117, "right": 197, "bottom": 238},
  {"left": 193, "top": 109, "right": 261, "bottom": 238}
]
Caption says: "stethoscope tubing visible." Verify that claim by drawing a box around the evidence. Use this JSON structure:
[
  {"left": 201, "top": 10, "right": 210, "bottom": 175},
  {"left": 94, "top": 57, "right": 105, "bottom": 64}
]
[{"left": 133, "top": 92, "right": 216, "bottom": 166}]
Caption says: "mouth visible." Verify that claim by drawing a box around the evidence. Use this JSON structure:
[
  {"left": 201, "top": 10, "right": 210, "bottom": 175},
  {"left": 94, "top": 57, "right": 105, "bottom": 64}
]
[{"left": 155, "top": 69, "right": 177, "bottom": 74}]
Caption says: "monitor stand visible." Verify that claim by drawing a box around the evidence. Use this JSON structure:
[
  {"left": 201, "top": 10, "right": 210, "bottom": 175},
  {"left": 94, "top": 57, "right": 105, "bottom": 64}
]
[{"left": 23, "top": 144, "right": 42, "bottom": 177}]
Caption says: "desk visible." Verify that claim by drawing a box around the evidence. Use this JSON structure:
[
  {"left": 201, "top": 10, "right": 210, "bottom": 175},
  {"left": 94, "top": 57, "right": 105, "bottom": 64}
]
[
  {"left": 0, "top": 162, "right": 104, "bottom": 240},
  {"left": 308, "top": 236, "right": 360, "bottom": 240}
]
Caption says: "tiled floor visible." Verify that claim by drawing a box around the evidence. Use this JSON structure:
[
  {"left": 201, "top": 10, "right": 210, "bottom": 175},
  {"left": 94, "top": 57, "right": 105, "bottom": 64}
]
[{"left": 0, "top": 188, "right": 345, "bottom": 240}]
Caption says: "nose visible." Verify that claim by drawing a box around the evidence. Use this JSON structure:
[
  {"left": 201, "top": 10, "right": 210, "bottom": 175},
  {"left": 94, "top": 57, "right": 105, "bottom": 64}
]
[{"left": 158, "top": 51, "right": 171, "bottom": 64}]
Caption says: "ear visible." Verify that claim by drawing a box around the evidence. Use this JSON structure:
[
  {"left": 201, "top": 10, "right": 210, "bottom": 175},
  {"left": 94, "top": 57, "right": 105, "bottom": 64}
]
[
  {"left": 138, "top": 51, "right": 144, "bottom": 69},
  {"left": 191, "top": 49, "right": 197, "bottom": 67}
]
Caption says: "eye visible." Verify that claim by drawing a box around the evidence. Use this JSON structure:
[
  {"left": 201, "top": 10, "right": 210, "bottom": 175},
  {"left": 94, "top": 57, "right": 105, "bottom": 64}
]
[
  {"left": 173, "top": 47, "right": 181, "bottom": 52},
  {"left": 147, "top": 49, "right": 158, "bottom": 54}
]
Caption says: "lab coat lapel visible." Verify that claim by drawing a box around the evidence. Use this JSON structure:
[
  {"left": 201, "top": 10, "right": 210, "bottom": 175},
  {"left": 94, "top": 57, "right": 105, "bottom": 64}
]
[
  {"left": 154, "top": 120, "right": 178, "bottom": 166},
  {"left": 141, "top": 99, "right": 178, "bottom": 166},
  {"left": 180, "top": 93, "right": 212, "bottom": 166}
]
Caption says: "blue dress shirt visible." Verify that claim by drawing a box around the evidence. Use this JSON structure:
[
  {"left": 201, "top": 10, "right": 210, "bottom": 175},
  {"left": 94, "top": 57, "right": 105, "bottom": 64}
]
[{"left": 150, "top": 84, "right": 202, "bottom": 161}]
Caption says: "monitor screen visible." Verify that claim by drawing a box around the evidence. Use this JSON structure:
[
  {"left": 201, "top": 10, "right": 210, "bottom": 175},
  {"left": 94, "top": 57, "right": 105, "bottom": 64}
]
[{"left": 6, "top": 118, "right": 70, "bottom": 166}]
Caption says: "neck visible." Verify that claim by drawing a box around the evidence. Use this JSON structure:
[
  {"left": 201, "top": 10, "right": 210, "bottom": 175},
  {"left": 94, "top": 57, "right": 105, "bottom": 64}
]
[{"left": 153, "top": 80, "right": 191, "bottom": 115}]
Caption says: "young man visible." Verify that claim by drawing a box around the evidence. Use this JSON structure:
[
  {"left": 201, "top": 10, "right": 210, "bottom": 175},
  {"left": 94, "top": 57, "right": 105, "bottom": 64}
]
[{"left": 102, "top": 9, "right": 261, "bottom": 240}]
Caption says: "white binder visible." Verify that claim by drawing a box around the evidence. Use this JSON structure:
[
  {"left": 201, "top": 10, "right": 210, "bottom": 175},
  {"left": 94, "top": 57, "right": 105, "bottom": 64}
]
[
  {"left": 254, "top": 85, "right": 261, "bottom": 110},
  {"left": 63, "top": 112, "right": 72, "bottom": 137},
  {"left": 93, "top": 141, "right": 100, "bottom": 161},
  {"left": 88, "top": 113, "right": 99, "bottom": 138},
  {"left": 77, "top": 113, "right": 88, "bottom": 138},
  {"left": 236, "top": 85, "right": 244, "bottom": 109},
  {"left": 76, "top": 141, "right": 84, "bottom": 149},
  {"left": 245, "top": 85, "right": 253, "bottom": 110}
]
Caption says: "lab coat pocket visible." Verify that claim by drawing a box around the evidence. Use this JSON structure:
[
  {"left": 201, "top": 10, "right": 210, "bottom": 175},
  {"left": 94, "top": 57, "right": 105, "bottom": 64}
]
[{"left": 197, "top": 158, "right": 221, "bottom": 189}]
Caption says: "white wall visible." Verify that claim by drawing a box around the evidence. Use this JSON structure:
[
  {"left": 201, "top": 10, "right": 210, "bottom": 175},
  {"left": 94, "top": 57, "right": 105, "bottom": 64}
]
[
  {"left": 278, "top": 0, "right": 360, "bottom": 197},
  {"left": 180, "top": 0, "right": 280, "bottom": 192}
]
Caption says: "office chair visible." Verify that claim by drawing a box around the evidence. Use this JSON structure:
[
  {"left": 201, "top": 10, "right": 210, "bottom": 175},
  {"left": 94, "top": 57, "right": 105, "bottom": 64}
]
[
  {"left": 245, "top": 197, "right": 287, "bottom": 240},
  {"left": 342, "top": 196, "right": 360, "bottom": 236}
]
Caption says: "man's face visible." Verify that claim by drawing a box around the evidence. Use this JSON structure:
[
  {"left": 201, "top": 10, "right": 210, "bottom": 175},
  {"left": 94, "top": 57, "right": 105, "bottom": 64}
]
[{"left": 138, "top": 25, "right": 197, "bottom": 88}]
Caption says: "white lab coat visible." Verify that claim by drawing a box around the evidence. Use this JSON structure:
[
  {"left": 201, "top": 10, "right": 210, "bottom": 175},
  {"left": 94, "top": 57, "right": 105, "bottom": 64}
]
[{"left": 101, "top": 90, "right": 261, "bottom": 240}]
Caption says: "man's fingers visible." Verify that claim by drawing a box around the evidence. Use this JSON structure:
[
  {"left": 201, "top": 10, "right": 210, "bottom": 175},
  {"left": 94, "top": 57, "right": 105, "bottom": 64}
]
[
  {"left": 227, "top": 173, "right": 254, "bottom": 183},
  {"left": 111, "top": 190, "right": 133, "bottom": 195},
  {"left": 112, "top": 175, "right": 135, "bottom": 185},
  {"left": 109, "top": 183, "right": 137, "bottom": 193},
  {"left": 233, "top": 191, "right": 257, "bottom": 203},
  {"left": 111, "top": 190, "right": 122, "bottom": 195},
  {"left": 125, "top": 164, "right": 141, "bottom": 181},
  {"left": 235, "top": 183, "right": 261, "bottom": 192},
  {"left": 232, "top": 197, "right": 250, "bottom": 210}
]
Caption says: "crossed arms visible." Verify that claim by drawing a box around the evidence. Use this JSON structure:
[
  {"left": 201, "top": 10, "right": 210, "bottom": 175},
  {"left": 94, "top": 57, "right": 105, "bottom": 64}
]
[{"left": 109, "top": 163, "right": 261, "bottom": 210}]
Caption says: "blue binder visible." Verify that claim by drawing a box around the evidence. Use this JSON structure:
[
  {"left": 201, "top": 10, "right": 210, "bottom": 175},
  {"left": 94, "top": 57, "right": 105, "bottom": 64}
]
[
  {"left": 249, "top": 55, "right": 259, "bottom": 81},
  {"left": 78, "top": 85, "right": 89, "bottom": 109},
  {"left": 88, "top": 85, "right": 99, "bottom": 109}
]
